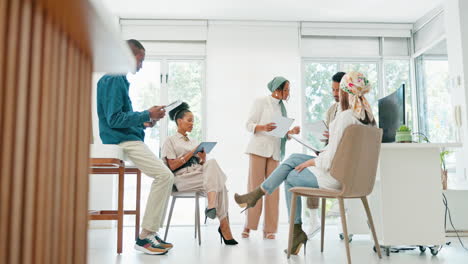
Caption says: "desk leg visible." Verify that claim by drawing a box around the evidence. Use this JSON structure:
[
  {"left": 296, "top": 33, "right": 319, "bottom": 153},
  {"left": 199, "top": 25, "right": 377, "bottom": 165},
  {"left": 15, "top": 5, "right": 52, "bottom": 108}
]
[
  {"left": 117, "top": 167, "right": 124, "bottom": 254},
  {"left": 135, "top": 171, "right": 141, "bottom": 240}
]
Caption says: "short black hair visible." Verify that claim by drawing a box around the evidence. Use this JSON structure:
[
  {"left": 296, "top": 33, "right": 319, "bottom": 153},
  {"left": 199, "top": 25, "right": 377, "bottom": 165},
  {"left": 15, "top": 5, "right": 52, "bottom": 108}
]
[
  {"left": 168, "top": 102, "right": 191, "bottom": 123},
  {"left": 126, "top": 39, "right": 145, "bottom": 51},
  {"left": 332, "top": 72, "right": 346, "bottom": 83},
  {"left": 276, "top": 80, "right": 289, "bottom": 91}
]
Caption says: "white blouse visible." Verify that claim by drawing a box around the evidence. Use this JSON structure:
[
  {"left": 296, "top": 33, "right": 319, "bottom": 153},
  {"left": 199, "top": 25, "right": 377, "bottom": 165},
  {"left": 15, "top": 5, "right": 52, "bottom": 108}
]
[
  {"left": 309, "top": 109, "right": 371, "bottom": 190},
  {"left": 245, "top": 96, "right": 283, "bottom": 161}
]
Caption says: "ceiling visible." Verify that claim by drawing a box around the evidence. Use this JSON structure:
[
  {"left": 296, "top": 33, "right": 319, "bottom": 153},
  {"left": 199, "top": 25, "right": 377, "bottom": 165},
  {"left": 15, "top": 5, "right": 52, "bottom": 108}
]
[{"left": 100, "top": 0, "right": 443, "bottom": 23}]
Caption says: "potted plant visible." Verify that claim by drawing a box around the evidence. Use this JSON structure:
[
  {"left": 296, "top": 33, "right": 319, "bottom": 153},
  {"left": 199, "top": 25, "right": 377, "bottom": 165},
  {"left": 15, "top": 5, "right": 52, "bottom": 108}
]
[
  {"left": 395, "top": 125, "right": 412, "bottom": 143},
  {"left": 440, "top": 150, "right": 452, "bottom": 190}
]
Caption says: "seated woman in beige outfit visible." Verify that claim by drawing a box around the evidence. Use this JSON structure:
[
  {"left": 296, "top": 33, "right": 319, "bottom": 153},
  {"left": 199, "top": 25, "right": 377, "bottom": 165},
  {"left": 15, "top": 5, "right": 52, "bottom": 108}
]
[{"left": 161, "top": 102, "right": 238, "bottom": 245}]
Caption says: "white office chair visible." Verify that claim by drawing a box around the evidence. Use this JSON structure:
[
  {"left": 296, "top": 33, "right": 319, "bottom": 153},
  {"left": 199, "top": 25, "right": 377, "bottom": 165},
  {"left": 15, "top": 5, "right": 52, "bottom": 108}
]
[{"left": 163, "top": 191, "right": 206, "bottom": 245}]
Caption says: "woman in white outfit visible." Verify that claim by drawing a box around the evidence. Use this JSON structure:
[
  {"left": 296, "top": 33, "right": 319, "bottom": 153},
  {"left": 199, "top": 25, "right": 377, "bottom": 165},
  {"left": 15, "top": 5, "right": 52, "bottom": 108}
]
[{"left": 242, "top": 76, "right": 300, "bottom": 239}]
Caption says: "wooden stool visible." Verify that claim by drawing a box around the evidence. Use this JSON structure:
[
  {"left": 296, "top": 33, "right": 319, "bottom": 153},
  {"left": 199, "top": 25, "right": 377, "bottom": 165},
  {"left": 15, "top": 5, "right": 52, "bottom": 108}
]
[{"left": 89, "top": 158, "right": 142, "bottom": 254}]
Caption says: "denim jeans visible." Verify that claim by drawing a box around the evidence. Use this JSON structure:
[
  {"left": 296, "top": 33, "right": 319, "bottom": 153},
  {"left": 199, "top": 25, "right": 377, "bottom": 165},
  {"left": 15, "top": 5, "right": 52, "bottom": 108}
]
[{"left": 261, "top": 153, "right": 319, "bottom": 224}]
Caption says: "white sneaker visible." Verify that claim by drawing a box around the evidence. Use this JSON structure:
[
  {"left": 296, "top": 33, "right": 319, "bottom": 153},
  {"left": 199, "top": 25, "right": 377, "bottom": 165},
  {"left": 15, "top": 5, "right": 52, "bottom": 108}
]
[
  {"left": 307, "top": 221, "right": 321, "bottom": 238},
  {"left": 307, "top": 209, "right": 321, "bottom": 237}
]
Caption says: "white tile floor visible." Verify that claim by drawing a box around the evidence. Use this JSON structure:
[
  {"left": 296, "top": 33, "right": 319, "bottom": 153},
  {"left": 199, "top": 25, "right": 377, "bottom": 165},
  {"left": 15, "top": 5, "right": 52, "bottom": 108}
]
[{"left": 88, "top": 225, "right": 468, "bottom": 264}]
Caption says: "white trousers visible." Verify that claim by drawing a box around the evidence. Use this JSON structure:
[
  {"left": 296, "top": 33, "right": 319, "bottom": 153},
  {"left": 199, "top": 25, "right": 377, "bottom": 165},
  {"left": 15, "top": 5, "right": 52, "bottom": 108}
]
[{"left": 119, "top": 141, "right": 174, "bottom": 232}]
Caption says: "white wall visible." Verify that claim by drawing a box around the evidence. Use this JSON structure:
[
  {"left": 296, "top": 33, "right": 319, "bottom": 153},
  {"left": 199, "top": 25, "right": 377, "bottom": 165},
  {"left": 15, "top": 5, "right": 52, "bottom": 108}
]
[
  {"left": 205, "top": 21, "right": 303, "bottom": 225},
  {"left": 444, "top": 0, "right": 468, "bottom": 183}
]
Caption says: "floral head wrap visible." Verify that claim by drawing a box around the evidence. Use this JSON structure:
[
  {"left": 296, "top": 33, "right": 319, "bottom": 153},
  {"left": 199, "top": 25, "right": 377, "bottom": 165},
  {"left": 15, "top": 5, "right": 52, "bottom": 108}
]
[{"left": 340, "top": 71, "right": 375, "bottom": 122}]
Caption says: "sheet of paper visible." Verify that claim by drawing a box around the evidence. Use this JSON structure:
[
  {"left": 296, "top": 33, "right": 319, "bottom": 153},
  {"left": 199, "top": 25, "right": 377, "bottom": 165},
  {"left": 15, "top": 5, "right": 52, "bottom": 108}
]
[
  {"left": 290, "top": 135, "right": 321, "bottom": 155},
  {"left": 308, "top": 120, "right": 328, "bottom": 140},
  {"left": 164, "top": 100, "right": 183, "bottom": 112},
  {"left": 265, "top": 116, "right": 295, "bottom": 138}
]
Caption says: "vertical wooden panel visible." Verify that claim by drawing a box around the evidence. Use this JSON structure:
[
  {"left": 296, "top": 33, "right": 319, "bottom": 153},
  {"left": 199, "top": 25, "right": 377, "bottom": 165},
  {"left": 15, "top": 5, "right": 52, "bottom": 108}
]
[
  {"left": 10, "top": 1, "right": 32, "bottom": 263},
  {"left": 0, "top": 1, "right": 20, "bottom": 262},
  {"left": 22, "top": 3, "right": 44, "bottom": 264},
  {"left": 74, "top": 54, "right": 92, "bottom": 263},
  {"left": 34, "top": 13, "right": 54, "bottom": 264},
  {"left": 60, "top": 39, "right": 75, "bottom": 263},
  {"left": 64, "top": 43, "right": 80, "bottom": 264},
  {"left": 0, "top": 0, "right": 7, "bottom": 142},
  {"left": 52, "top": 31, "right": 68, "bottom": 264},
  {"left": 1, "top": 1, "right": 103, "bottom": 263},
  {"left": 44, "top": 19, "right": 61, "bottom": 264},
  {"left": 0, "top": 0, "right": 9, "bottom": 258}
]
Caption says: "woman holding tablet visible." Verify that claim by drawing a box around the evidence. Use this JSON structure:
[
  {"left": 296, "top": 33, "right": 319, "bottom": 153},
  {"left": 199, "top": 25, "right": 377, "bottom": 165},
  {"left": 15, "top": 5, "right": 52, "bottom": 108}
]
[
  {"left": 161, "top": 102, "right": 238, "bottom": 245},
  {"left": 242, "top": 76, "right": 300, "bottom": 240}
]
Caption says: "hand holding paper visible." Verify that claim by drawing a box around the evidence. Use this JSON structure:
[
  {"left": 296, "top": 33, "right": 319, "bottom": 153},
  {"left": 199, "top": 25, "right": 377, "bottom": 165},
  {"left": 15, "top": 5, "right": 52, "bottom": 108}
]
[
  {"left": 290, "top": 135, "right": 321, "bottom": 156},
  {"left": 148, "top": 105, "right": 166, "bottom": 121},
  {"left": 164, "top": 100, "right": 183, "bottom": 112},
  {"left": 308, "top": 120, "right": 328, "bottom": 141},
  {"left": 265, "top": 116, "right": 294, "bottom": 138}
]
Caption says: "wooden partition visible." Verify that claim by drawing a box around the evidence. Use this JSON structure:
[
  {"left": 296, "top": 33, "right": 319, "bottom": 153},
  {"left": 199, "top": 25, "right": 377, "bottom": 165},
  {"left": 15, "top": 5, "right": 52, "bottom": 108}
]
[{"left": 0, "top": 0, "right": 96, "bottom": 263}]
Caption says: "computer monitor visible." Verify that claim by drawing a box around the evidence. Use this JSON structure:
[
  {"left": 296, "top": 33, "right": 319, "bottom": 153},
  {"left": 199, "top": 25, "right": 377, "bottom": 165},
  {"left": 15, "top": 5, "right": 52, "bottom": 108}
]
[{"left": 378, "top": 84, "right": 405, "bottom": 143}]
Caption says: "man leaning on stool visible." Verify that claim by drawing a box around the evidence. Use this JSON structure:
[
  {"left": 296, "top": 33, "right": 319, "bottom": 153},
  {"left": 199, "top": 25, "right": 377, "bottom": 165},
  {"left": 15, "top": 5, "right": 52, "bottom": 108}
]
[{"left": 97, "top": 39, "right": 174, "bottom": 255}]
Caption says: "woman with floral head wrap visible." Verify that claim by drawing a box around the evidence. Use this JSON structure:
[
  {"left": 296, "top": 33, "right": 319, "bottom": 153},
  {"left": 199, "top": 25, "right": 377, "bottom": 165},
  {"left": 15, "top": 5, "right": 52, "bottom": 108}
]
[
  {"left": 241, "top": 76, "right": 301, "bottom": 240},
  {"left": 235, "top": 72, "right": 376, "bottom": 255}
]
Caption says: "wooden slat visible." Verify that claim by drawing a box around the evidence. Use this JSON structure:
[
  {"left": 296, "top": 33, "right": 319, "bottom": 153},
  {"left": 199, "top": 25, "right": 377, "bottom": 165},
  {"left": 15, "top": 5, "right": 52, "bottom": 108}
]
[
  {"left": 74, "top": 53, "right": 91, "bottom": 264},
  {"left": 35, "top": 13, "right": 54, "bottom": 264},
  {"left": 0, "top": 0, "right": 9, "bottom": 259},
  {"left": 22, "top": 3, "right": 44, "bottom": 264},
  {"left": 51, "top": 30, "right": 68, "bottom": 264},
  {"left": 58, "top": 36, "right": 74, "bottom": 264},
  {"left": 89, "top": 215, "right": 119, "bottom": 221},
  {"left": 10, "top": 1, "right": 33, "bottom": 263},
  {"left": 43, "top": 18, "right": 60, "bottom": 264},
  {"left": 100, "top": 210, "right": 138, "bottom": 215},
  {"left": 0, "top": 1, "right": 20, "bottom": 262},
  {"left": 65, "top": 44, "right": 80, "bottom": 264},
  {"left": 0, "top": 0, "right": 7, "bottom": 145}
]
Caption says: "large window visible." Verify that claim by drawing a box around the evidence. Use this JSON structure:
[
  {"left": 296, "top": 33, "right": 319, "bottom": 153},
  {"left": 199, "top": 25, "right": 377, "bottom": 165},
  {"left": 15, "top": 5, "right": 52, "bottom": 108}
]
[
  {"left": 167, "top": 60, "right": 204, "bottom": 142},
  {"left": 125, "top": 59, "right": 205, "bottom": 225},
  {"left": 416, "top": 57, "right": 456, "bottom": 143},
  {"left": 303, "top": 59, "right": 412, "bottom": 154}
]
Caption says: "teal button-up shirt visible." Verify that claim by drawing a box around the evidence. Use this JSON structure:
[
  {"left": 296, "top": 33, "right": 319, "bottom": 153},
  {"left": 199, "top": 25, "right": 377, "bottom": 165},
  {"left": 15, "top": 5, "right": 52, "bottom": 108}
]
[{"left": 97, "top": 74, "right": 150, "bottom": 144}]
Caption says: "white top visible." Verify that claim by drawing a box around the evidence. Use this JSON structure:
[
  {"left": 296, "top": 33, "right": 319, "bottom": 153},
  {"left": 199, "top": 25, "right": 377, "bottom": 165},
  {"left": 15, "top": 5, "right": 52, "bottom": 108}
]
[
  {"left": 309, "top": 109, "right": 372, "bottom": 190},
  {"left": 245, "top": 96, "right": 284, "bottom": 161},
  {"left": 161, "top": 133, "right": 199, "bottom": 161}
]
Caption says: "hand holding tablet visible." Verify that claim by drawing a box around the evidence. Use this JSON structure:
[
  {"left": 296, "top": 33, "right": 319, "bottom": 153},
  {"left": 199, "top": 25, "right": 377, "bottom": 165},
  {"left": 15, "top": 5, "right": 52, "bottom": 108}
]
[{"left": 194, "top": 142, "right": 217, "bottom": 154}]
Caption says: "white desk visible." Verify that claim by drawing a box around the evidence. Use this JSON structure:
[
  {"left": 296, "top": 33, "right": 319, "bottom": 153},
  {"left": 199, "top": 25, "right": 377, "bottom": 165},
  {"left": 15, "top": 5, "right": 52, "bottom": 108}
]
[{"left": 346, "top": 143, "right": 462, "bottom": 248}]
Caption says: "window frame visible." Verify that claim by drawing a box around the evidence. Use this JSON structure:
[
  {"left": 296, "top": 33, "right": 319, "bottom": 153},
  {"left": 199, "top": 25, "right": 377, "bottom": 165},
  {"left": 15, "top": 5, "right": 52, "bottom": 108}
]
[
  {"left": 143, "top": 55, "right": 207, "bottom": 150},
  {"left": 414, "top": 54, "right": 452, "bottom": 143},
  {"left": 124, "top": 56, "right": 207, "bottom": 226},
  {"left": 301, "top": 56, "right": 413, "bottom": 152}
]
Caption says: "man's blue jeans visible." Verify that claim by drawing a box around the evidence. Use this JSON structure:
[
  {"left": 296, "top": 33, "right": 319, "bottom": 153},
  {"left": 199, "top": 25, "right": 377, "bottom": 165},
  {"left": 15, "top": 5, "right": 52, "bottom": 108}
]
[{"left": 261, "top": 153, "right": 319, "bottom": 224}]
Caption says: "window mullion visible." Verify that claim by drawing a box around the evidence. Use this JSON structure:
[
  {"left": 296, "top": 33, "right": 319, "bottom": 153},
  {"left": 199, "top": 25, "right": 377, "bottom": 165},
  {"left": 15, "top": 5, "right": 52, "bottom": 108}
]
[{"left": 159, "top": 59, "right": 169, "bottom": 153}]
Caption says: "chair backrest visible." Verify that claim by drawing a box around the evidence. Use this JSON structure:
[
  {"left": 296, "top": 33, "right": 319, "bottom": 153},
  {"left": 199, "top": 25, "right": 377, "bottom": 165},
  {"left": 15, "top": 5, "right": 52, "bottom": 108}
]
[{"left": 329, "top": 125, "right": 383, "bottom": 198}]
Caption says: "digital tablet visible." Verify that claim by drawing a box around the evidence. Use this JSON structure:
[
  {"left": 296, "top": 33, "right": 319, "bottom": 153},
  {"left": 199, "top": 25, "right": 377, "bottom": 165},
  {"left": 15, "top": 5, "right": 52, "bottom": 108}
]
[{"left": 194, "top": 142, "right": 217, "bottom": 154}]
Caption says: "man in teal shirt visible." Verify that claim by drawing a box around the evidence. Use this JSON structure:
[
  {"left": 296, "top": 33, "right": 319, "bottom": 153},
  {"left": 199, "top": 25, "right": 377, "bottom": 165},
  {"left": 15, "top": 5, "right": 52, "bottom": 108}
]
[{"left": 97, "top": 39, "right": 174, "bottom": 255}]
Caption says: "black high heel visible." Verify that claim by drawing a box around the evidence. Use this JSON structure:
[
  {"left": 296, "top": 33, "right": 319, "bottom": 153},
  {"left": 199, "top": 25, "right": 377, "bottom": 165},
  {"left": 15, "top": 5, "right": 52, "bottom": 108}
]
[
  {"left": 218, "top": 227, "right": 238, "bottom": 245},
  {"left": 204, "top": 207, "right": 216, "bottom": 224}
]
